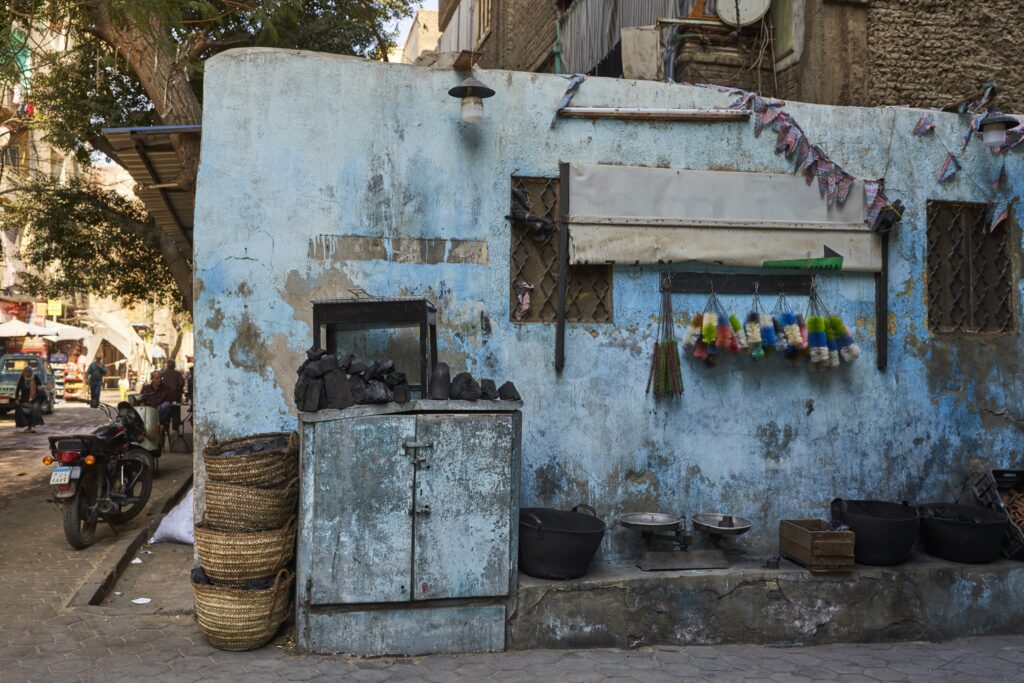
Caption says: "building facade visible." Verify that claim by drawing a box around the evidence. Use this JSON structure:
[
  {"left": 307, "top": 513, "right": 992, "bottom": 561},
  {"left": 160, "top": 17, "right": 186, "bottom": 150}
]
[
  {"left": 193, "top": 48, "right": 1023, "bottom": 560},
  {"left": 435, "top": 0, "right": 1024, "bottom": 112}
]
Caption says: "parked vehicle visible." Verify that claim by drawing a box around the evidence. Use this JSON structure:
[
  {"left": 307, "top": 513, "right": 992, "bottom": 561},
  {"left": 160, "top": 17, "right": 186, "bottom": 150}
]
[
  {"left": 0, "top": 354, "right": 56, "bottom": 415},
  {"left": 43, "top": 402, "right": 162, "bottom": 549}
]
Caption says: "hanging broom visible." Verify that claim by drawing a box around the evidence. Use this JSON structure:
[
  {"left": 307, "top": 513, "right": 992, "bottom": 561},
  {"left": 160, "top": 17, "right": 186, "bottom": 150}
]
[{"left": 646, "top": 288, "right": 683, "bottom": 398}]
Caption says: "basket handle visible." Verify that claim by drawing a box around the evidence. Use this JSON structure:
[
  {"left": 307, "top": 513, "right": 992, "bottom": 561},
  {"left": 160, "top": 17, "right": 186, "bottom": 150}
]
[
  {"left": 572, "top": 503, "right": 597, "bottom": 517},
  {"left": 523, "top": 512, "right": 544, "bottom": 539},
  {"left": 268, "top": 568, "right": 291, "bottom": 614},
  {"left": 274, "top": 516, "right": 298, "bottom": 568}
]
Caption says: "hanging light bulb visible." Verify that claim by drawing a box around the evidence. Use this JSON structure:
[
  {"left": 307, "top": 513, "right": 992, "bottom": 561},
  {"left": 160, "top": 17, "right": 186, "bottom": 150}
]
[
  {"left": 447, "top": 76, "right": 495, "bottom": 124},
  {"left": 977, "top": 112, "right": 1018, "bottom": 148}
]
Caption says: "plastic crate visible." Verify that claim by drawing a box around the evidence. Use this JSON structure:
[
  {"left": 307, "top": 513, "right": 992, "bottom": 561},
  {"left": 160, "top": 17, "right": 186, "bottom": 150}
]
[{"left": 970, "top": 469, "right": 1024, "bottom": 560}]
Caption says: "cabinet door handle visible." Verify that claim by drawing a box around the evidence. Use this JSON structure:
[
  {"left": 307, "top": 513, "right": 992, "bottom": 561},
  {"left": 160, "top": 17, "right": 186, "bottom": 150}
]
[
  {"left": 414, "top": 504, "right": 431, "bottom": 516},
  {"left": 403, "top": 440, "right": 433, "bottom": 450}
]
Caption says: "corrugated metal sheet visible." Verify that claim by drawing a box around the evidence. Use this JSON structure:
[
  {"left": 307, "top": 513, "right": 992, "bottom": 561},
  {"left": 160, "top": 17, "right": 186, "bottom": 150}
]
[
  {"left": 562, "top": 0, "right": 686, "bottom": 74},
  {"left": 102, "top": 125, "right": 200, "bottom": 246},
  {"left": 438, "top": 0, "right": 474, "bottom": 53}
]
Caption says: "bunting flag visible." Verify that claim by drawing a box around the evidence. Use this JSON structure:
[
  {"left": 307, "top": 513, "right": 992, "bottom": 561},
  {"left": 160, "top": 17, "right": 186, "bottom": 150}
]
[
  {"left": 987, "top": 195, "right": 1012, "bottom": 233},
  {"left": 937, "top": 153, "right": 961, "bottom": 183},
  {"left": 552, "top": 74, "right": 587, "bottom": 125},
  {"left": 912, "top": 114, "right": 935, "bottom": 136},
  {"left": 836, "top": 173, "right": 854, "bottom": 206},
  {"left": 717, "top": 85, "right": 895, "bottom": 224},
  {"left": 864, "top": 179, "right": 888, "bottom": 229}
]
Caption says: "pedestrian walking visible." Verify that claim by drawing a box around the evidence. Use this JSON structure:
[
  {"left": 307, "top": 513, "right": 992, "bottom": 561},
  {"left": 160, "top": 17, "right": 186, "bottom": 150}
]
[
  {"left": 14, "top": 365, "right": 44, "bottom": 433},
  {"left": 162, "top": 360, "right": 186, "bottom": 403},
  {"left": 85, "top": 358, "right": 107, "bottom": 408}
]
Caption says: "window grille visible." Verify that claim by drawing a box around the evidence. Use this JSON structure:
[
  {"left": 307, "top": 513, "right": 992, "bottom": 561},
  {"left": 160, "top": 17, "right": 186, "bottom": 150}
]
[
  {"left": 926, "top": 201, "right": 1014, "bottom": 334},
  {"left": 509, "top": 177, "right": 613, "bottom": 323}
]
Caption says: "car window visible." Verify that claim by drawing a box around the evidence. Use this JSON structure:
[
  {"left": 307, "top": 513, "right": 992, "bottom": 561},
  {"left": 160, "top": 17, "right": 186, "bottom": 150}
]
[{"left": 2, "top": 358, "right": 40, "bottom": 372}]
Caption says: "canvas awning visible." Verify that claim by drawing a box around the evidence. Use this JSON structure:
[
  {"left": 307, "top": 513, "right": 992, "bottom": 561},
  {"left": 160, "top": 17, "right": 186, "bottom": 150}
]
[
  {"left": 0, "top": 319, "right": 48, "bottom": 337},
  {"left": 565, "top": 164, "right": 882, "bottom": 272},
  {"left": 29, "top": 320, "right": 91, "bottom": 340}
]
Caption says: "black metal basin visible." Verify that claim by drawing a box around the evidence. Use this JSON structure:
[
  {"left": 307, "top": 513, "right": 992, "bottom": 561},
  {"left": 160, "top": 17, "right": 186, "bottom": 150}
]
[
  {"left": 520, "top": 505, "right": 606, "bottom": 580},
  {"left": 831, "top": 498, "right": 919, "bottom": 566},
  {"left": 919, "top": 502, "right": 1007, "bottom": 564}
]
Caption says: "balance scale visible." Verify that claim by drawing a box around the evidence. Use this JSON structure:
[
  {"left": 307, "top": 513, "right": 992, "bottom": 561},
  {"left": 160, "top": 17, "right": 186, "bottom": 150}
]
[{"left": 619, "top": 512, "right": 753, "bottom": 571}]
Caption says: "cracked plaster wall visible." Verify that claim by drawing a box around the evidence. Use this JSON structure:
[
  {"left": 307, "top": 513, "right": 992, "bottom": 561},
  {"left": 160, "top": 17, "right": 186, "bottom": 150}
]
[{"left": 193, "top": 48, "right": 1024, "bottom": 559}]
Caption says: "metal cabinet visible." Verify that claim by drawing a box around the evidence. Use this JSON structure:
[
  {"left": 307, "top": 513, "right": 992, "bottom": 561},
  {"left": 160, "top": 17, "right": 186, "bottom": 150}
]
[{"left": 296, "top": 401, "right": 521, "bottom": 656}]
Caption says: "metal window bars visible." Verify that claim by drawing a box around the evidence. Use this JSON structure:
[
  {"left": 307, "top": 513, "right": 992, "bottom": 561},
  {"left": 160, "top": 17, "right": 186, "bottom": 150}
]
[{"left": 926, "top": 201, "right": 1014, "bottom": 334}]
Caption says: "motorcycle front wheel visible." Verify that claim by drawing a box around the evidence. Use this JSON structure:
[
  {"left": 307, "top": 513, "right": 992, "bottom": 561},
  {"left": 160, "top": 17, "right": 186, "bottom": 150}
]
[
  {"left": 105, "top": 448, "right": 153, "bottom": 524},
  {"left": 62, "top": 488, "right": 98, "bottom": 550}
]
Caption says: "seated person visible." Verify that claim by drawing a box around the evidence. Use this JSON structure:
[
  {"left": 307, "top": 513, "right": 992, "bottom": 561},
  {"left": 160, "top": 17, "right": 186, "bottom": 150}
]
[{"left": 140, "top": 370, "right": 174, "bottom": 423}]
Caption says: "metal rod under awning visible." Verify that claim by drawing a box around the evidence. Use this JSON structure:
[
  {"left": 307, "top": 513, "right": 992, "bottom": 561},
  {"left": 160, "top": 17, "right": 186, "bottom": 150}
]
[{"left": 557, "top": 107, "right": 751, "bottom": 122}]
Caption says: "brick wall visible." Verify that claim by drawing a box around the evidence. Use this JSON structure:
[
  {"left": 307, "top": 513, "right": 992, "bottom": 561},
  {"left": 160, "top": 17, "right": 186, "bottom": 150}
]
[
  {"left": 503, "top": 0, "right": 558, "bottom": 72},
  {"left": 866, "top": 0, "right": 1024, "bottom": 111}
]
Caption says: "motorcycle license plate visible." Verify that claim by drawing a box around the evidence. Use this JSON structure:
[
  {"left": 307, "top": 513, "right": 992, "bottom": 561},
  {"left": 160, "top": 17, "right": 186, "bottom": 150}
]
[{"left": 50, "top": 467, "right": 72, "bottom": 485}]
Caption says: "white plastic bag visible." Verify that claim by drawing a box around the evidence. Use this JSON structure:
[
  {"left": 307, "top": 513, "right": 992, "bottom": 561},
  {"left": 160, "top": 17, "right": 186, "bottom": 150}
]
[{"left": 149, "top": 488, "right": 194, "bottom": 545}]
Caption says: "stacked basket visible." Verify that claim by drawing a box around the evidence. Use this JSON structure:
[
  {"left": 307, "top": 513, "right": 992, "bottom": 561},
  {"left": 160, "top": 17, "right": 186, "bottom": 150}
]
[{"left": 193, "top": 432, "right": 299, "bottom": 651}]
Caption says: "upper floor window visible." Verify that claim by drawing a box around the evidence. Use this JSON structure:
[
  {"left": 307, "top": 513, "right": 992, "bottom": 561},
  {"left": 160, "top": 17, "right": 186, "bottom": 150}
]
[{"left": 474, "top": 0, "right": 492, "bottom": 47}]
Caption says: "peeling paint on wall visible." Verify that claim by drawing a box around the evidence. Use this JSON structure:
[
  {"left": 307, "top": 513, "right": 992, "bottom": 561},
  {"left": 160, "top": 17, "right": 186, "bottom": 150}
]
[{"left": 194, "top": 49, "right": 1024, "bottom": 560}]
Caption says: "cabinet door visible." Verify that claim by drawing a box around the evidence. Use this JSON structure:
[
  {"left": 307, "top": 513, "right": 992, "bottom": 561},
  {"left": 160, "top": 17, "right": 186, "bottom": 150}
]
[
  {"left": 310, "top": 415, "right": 416, "bottom": 604},
  {"left": 412, "top": 414, "right": 514, "bottom": 600}
]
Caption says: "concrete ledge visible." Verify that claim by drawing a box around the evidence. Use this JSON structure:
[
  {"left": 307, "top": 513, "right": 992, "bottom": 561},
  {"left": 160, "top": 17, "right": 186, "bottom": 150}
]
[{"left": 508, "top": 555, "right": 1024, "bottom": 649}]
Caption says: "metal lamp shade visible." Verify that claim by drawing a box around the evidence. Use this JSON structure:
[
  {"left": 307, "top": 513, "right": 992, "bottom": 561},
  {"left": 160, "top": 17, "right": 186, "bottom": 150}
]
[{"left": 447, "top": 76, "right": 495, "bottom": 100}]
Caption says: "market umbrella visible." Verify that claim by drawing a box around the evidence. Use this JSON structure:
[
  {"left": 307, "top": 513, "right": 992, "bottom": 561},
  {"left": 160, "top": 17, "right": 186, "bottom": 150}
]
[
  {"left": 0, "top": 319, "right": 51, "bottom": 337},
  {"left": 31, "top": 320, "right": 90, "bottom": 340}
]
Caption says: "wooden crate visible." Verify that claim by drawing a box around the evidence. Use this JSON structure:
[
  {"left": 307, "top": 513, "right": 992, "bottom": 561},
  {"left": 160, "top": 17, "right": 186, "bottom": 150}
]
[{"left": 779, "top": 519, "right": 855, "bottom": 574}]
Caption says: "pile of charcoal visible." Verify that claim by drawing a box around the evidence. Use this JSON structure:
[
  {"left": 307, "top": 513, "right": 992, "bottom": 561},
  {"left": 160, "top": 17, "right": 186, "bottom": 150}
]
[
  {"left": 429, "top": 362, "right": 520, "bottom": 402},
  {"left": 295, "top": 348, "right": 412, "bottom": 412}
]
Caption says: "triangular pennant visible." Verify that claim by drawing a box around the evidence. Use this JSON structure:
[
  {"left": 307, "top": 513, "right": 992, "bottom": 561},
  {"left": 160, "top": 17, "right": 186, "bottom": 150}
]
[
  {"left": 937, "top": 153, "right": 960, "bottom": 183},
  {"left": 912, "top": 114, "right": 935, "bottom": 136},
  {"left": 836, "top": 174, "right": 854, "bottom": 206}
]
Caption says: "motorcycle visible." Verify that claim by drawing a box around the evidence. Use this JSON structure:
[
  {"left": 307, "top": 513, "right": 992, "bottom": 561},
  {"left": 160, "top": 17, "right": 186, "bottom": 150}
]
[{"left": 43, "top": 401, "right": 162, "bottom": 549}]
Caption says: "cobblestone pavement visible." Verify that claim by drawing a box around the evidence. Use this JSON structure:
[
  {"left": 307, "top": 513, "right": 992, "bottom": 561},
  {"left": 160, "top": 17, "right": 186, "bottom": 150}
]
[{"left": 2, "top": 400, "right": 1024, "bottom": 681}]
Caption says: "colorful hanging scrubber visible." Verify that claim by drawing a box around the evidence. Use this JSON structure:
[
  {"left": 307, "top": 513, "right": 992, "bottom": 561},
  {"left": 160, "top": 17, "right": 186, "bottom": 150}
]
[
  {"left": 745, "top": 311, "right": 764, "bottom": 360},
  {"left": 683, "top": 313, "right": 703, "bottom": 353},
  {"left": 829, "top": 315, "right": 861, "bottom": 362},
  {"left": 702, "top": 310, "right": 719, "bottom": 345},
  {"left": 796, "top": 314, "right": 809, "bottom": 352},
  {"left": 825, "top": 318, "right": 841, "bottom": 368},
  {"left": 729, "top": 314, "right": 748, "bottom": 351},
  {"left": 806, "top": 314, "right": 828, "bottom": 367}
]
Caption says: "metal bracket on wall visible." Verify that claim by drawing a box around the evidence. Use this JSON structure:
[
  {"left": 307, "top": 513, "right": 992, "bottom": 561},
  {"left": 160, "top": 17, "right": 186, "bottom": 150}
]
[{"left": 659, "top": 271, "right": 814, "bottom": 296}]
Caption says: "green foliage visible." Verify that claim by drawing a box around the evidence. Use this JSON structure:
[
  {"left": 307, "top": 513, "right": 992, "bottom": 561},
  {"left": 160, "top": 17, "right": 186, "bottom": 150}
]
[
  {"left": 0, "top": 176, "right": 182, "bottom": 309},
  {"left": 0, "top": 0, "right": 417, "bottom": 306},
  {"left": 31, "top": 42, "right": 156, "bottom": 164}
]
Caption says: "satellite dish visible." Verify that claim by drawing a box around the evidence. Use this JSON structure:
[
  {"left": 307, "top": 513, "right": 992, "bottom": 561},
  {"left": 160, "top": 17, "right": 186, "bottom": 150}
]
[{"left": 716, "top": 0, "right": 771, "bottom": 28}]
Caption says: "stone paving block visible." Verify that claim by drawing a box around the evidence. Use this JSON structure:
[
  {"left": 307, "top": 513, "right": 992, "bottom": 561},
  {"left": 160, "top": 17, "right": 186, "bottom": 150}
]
[{"left": 347, "top": 669, "right": 394, "bottom": 682}]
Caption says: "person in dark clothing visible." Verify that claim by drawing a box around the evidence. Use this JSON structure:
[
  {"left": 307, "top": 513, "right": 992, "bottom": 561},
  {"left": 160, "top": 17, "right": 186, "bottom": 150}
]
[
  {"left": 14, "top": 365, "right": 44, "bottom": 433},
  {"left": 85, "top": 359, "right": 107, "bottom": 408},
  {"left": 162, "top": 360, "right": 186, "bottom": 403},
  {"left": 140, "top": 370, "right": 174, "bottom": 423}
]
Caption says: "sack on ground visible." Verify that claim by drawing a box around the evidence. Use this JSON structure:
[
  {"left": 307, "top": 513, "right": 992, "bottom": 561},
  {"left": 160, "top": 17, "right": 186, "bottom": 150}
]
[{"left": 150, "top": 488, "right": 194, "bottom": 544}]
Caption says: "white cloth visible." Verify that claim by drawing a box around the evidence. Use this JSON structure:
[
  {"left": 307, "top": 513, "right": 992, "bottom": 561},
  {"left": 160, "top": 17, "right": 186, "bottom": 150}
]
[{"left": 149, "top": 488, "right": 194, "bottom": 545}]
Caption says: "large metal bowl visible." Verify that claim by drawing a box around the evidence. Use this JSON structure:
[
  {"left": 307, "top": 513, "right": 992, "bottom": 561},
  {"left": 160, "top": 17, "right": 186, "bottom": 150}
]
[
  {"left": 692, "top": 513, "right": 752, "bottom": 536},
  {"left": 619, "top": 512, "right": 682, "bottom": 533}
]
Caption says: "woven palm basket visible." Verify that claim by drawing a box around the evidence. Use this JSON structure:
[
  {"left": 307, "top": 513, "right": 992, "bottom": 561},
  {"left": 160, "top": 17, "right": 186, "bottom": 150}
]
[
  {"left": 193, "top": 569, "right": 293, "bottom": 651},
  {"left": 203, "top": 477, "right": 298, "bottom": 532},
  {"left": 203, "top": 432, "right": 298, "bottom": 488},
  {"left": 195, "top": 517, "right": 296, "bottom": 587}
]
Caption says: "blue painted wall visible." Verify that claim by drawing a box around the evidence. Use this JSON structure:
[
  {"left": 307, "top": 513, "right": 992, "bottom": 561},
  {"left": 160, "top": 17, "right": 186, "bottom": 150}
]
[{"left": 194, "top": 49, "right": 1023, "bottom": 558}]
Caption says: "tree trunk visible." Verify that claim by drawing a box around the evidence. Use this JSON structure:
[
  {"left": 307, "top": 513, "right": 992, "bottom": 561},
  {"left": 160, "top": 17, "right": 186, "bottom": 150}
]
[{"left": 87, "top": 4, "right": 201, "bottom": 312}]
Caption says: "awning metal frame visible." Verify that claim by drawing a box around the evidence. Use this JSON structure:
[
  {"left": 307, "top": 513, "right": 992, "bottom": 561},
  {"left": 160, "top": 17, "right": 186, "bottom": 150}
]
[{"left": 553, "top": 161, "right": 891, "bottom": 373}]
